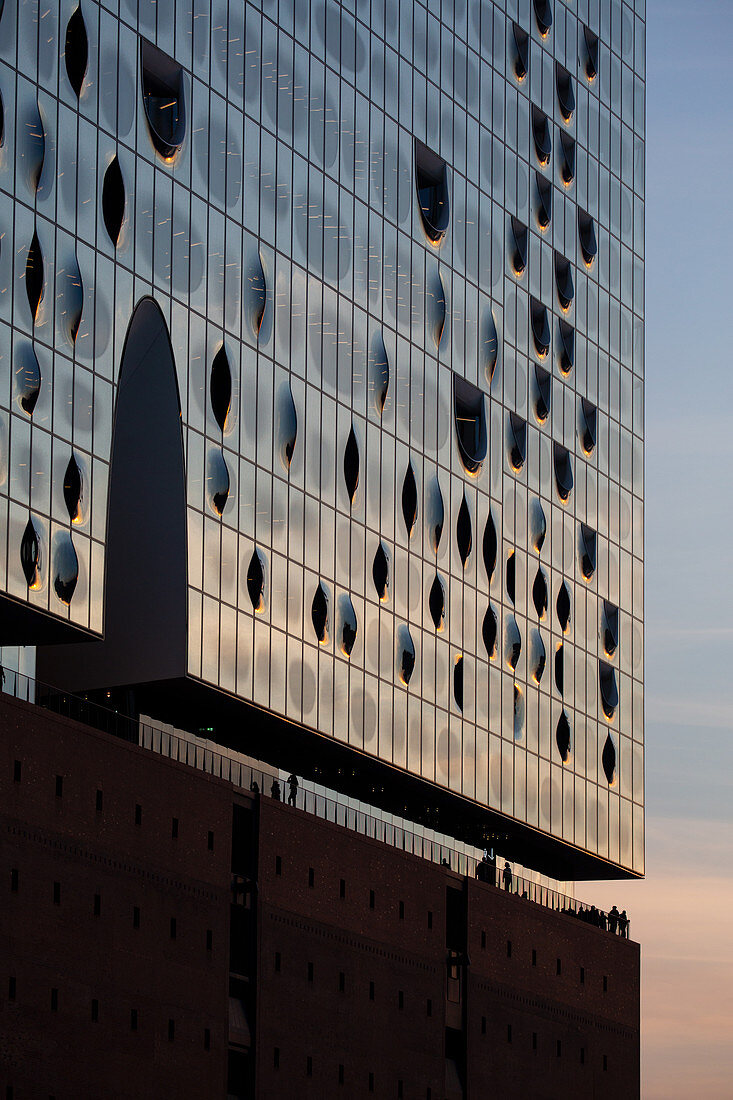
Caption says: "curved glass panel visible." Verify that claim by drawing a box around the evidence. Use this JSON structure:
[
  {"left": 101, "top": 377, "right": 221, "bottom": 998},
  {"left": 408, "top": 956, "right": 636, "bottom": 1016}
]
[
  {"left": 556, "top": 582, "right": 571, "bottom": 632},
  {"left": 453, "top": 374, "right": 487, "bottom": 475},
  {"left": 558, "top": 318, "right": 575, "bottom": 374},
  {"left": 414, "top": 139, "right": 450, "bottom": 244},
  {"left": 508, "top": 412, "right": 526, "bottom": 471},
  {"left": 580, "top": 397, "right": 597, "bottom": 454},
  {"left": 555, "top": 644, "right": 564, "bottom": 694},
  {"left": 402, "top": 462, "right": 418, "bottom": 536},
  {"left": 207, "top": 449, "right": 229, "bottom": 516},
  {"left": 556, "top": 63, "right": 575, "bottom": 121},
  {"left": 343, "top": 424, "right": 359, "bottom": 503},
  {"left": 554, "top": 252, "right": 574, "bottom": 311},
  {"left": 277, "top": 384, "right": 297, "bottom": 469},
  {"left": 429, "top": 574, "right": 446, "bottom": 631},
  {"left": 536, "top": 172, "right": 552, "bottom": 229},
  {"left": 339, "top": 595, "right": 357, "bottom": 657},
  {"left": 578, "top": 208, "right": 598, "bottom": 266},
  {"left": 484, "top": 308, "right": 499, "bottom": 383},
  {"left": 533, "top": 0, "right": 553, "bottom": 36},
  {"left": 102, "top": 157, "right": 125, "bottom": 246},
  {"left": 530, "top": 629, "right": 546, "bottom": 683},
  {"left": 599, "top": 660, "right": 619, "bottom": 719},
  {"left": 247, "top": 549, "right": 266, "bottom": 612},
  {"left": 398, "top": 625, "right": 415, "bottom": 685},
  {"left": 16, "top": 343, "right": 41, "bottom": 415},
  {"left": 510, "top": 216, "right": 528, "bottom": 275},
  {"left": 247, "top": 251, "right": 267, "bottom": 337},
  {"left": 456, "top": 494, "right": 472, "bottom": 567},
  {"left": 311, "top": 583, "right": 329, "bottom": 644},
  {"left": 483, "top": 512, "right": 497, "bottom": 582},
  {"left": 63, "top": 455, "right": 83, "bottom": 523},
  {"left": 556, "top": 711, "right": 571, "bottom": 762},
  {"left": 530, "top": 498, "right": 546, "bottom": 552},
  {"left": 20, "top": 518, "right": 42, "bottom": 589},
  {"left": 531, "top": 299, "right": 551, "bottom": 358},
  {"left": 512, "top": 22, "right": 529, "bottom": 81},
  {"left": 506, "top": 615, "right": 521, "bottom": 671},
  {"left": 580, "top": 523, "right": 597, "bottom": 580},
  {"left": 210, "top": 348, "right": 232, "bottom": 432},
  {"left": 65, "top": 7, "right": 88, "bottom": 98},
  {"left": 602, "top": 733, "right": 617, "bottom": 785},
  {"left": 532, "top": 568, "right": 548, "bottom": 618},
  {"left": 370, "top": 331, "right": 389, "bottom": 414},
  {"left": 54, "top": 533, "right": 78, "bottom": 604},
  {"left": 560, "top": 130, "right": 575, "bottom": 185},
  {"left": 372, "top": 543, "right": 389, "bottom": 601},
  {"left": 553, "top": 442, "right": 573, "bottom": 502},
  {"left": 26, "top": 231, "right": 44, "bottom": 321},
  {"left": 453, "top": 656, "right": 464, "bottom": 710},
  {"left": 603, "top": 600, "right": 619, "bottom": 656},
  {"left": 532, "top": 106, "right": 552, "bottom": 166},
  {"left": 482, "top": 605, "right": 498, "bottom": 659},
  {"left": 140, "top": 38, "right": 186, "bottom": 160},
  {"left": 534, "top": 364, "right": 551, "bottom": 422},
  {"left": 426, "top": 477, "right": 444, "bottom": 553},
  {"left": 584, "top": 26, "right": 599, "bottom": 81},
  {"left": 506, "top": 551, "right": 516, "bottom": 604}
]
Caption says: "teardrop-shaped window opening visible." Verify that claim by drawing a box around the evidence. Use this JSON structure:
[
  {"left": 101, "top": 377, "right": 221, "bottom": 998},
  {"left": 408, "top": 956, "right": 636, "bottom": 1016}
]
[
  {"left": 536, "top": 172, "right": 552, "bottom": 230},
  {"left": 556, "top": 582, "right": 571, "bottom": 632},
  {"left": 578, "top": 209, "right": 598, "bottom": 267},
  {"left": 534, "top": 364, "right": 551, "bottom": 423},
  {"left": 602, "top": 734, "right": 617, "bottom": 785},
  {"left": 506, "top": 551, "right": 516, "bottom": 604},
  {"left": 65, "top": 253, "right": 84, "bottom": 344},
  {"left": 210, "top": 347, "right": 231, "bottom": 432},
  {"left": 532, "top": 568, "right": 548, "bottom": 618},
  {"left": 65, "top": 7, "right": 88, "bottom": 99},
  {"left": 510, "top": 216, "right": 528, "bottom": 276},
  {"left": 456, "top": 494, "right": 472, "bottom": 567},
  {"left": 343, "top": 424, "right": 360, "bottom": 504},
  {"left": 429, "top": 269, "right": 447, "bottom": 348},
  {"left": 531, "top": 630, "right": 546, "bottom": 683},
  {"left": 140, "top": 38, "right": 186, "bottom": 161},
  {"left": 482, "top": 605, "right": 497, "bottom": 659},
  {"left": 63, "top": 454, "right": 83, "bottom": 522},
  {"left": 599, "top": 660, "right": 618, "bottom": 720},
  {"left": 532, "top": 106, "right": 552, "bottom": 166},
  {"left": 246, "top": 549, "right": 266, "bottom": 612},
  {"left": 340, "top": 596, "right": 357, "bottom": 657},
  {"left": 427, "top": 478, "right": 444, "bottom": 553},
  {"left": 453, "top": 374, "right": 487, "bottom": 476},
  {"left": 371, "top": 331, "right": 389, "bottom": 414},
  {"left": 534, "top": 0, "right": 552, "bottom": 36},
  {"left": 398, "top": 626, "right": 416, "bottom": 685},
  {"left": 277, "top": 384, "right": 297, "bottom": 470},
  {"left": 508, "top": 412, "right": 526, "bottom": 471},
  {"left": 555, "top": 644, "right": 564, "bottom": 694},
  {"left": 402, "top": 462, "right": 418, "bottom": 537},
  {"left": 102, "top": 156, "right": 125, "bottom": 246},
  {"left": 26, "top": 231, "right": 44, "bottom": 322},
  {"left": 17, "top": 343, "right": 41, "bottom": 415},
  {"left": 560, "top": 131, "right": 575, "bottom": 185},
  {"left": 530, "top": 298, "right": 551, "bottom": 359},
  {"left": 484, "top": 308, "right": 499, "bottom": 383},
  {"left": 558, "top": 319, "right": 575, "bottom": 374},
  {"left": 513, "top": 684, "right": 525, "bottom": 739},
  {"left": 554, "top": 252, "right": 574, "bottom": 311},
  {"left": 556, "top": 63, "right": 575, "bottom": 121},
  {"left": 429, "top": 574, "right": 445, "bottom": 631},
  {"left": 506, "top": 617, "right": 521, "bottom": 671},
  {"left": 603, "top": 600, "right": 619, "bottom": 657},
  {"left": 414, "top": 139, "right": 450, "bottom": 245},
  {"left": 20, "top": 518, "right": 42, "bottom": 589},
  {"left": 580, "top": 398, "right": 597, "bottom": 454},
  {"left": 54, "top": 534, "right": 78, "bottom": 604},
  {"left": 372, "top": 542, "right": 390, "bottom": 601},
  {"left": 248, "top": 252, "right": 267, "bottom": 338},
  {"left": 584, "top": 26, "right": 599, "bottom": 82},
  {"left": 553, "top": 442, "right": 573, "bottom": 502},
  {"left": 25, "top": 99, "right": 45, "bottom": 193},
  {"left": 207, "top": 450, "right": 230, "bottom": 516},
  {"left": 580, "top": 523, "right": 597, "bottom": 580},
  {"left": 556, "top": 711, "right": 571, "bottom": 763},
  {"left": 512, "top": 22, "right": 529, "bottom": 82},
  {"left": 312, "top": 583, "right": 329, "bottom": 644},
  {"left": 483, "top": 512, "right": 497, "bottom": 582},
  {"left": 530, "top": 498, "right": 546, "bottom": 552},
  {"left": 453, "top": 656, "right": 464, "bottom": 710}
]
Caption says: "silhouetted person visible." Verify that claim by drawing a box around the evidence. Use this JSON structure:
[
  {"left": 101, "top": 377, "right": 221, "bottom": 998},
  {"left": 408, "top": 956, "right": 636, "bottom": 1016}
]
[
  {"left": 271, "top": 778, "right": 281, "bottom": 801},
  {"left": 502, "top": 861, "right": 513, "bottom": 891},
  {"left": 608, "top": 905, "right": 619, "bottom": 934},
  {"left": 441, "top": 857, "right": 450, "bottom": 868},
  {"left": 287, "top": 773, "right": 299, "bottom": 807},
  {"left": 249, "top": 780, "right": 260, "bottom": 795},
  {"left": 0, "top": 664, "right": 5, "bottom": 690},
  {"left": 619, "top": 910, "right": 629, "bottom": 938}
]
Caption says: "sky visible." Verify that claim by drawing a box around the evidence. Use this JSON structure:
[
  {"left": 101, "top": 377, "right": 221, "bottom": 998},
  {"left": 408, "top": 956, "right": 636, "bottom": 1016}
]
[{"left": 588, "top": 2, "right": 733, "bottom": 1096}]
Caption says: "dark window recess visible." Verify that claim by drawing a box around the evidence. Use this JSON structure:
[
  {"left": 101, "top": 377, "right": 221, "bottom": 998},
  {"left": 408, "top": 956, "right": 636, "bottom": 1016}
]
[
  {"left": 580, "top": 397, "right": 597, "bottom": 454},
  {"left": 140, "top": 38, "right": 186, "bottom": 160},
  {"left": 94, "top": 893, "right": 101, "bottom": 916},
  {"left": 172, "top": 817, "right": 179, "bottom": 839},
  {"left": 246, "top": 549, "right": 266, "bottom": 612},
  {"left": 339, "top": 971, "right": 345, "bottom": 992},
  {"left": 508, "top": 1024, "right": 513, "bottom": 1043},
  {"left": 20, "top": 519, "right": 41, "bottom": 589},
  {"left": 414, "top": 139, "right": 450, "bottom": 244},
  {"left": 599, "top": 661, "right": 619, "bottom": 720},
  {"left": 553, "top": 443, "right": 573, "bottom": 502},
  {"left": 603, "top": 1055, "right": 608, "bottom": 1072},
  {"left": 168, "top": 1019, "right": 175, "bottom": 1042},
  {"left": 532, "top": 1032, "right": 538, "bottom": 1051},
  {"left": 453, "top": 374, "right": 487, "bottom": 475},
  {"left": 531, "top": 484, "right": 546, "bottom": 548},
  {"left": 206, "top": 929, "right": 213, "bottom": 951},
  {"left": 534, "top": 364, "right": 551, "bottom": 421},
  {"left": 558, "top": 318, "right": 575, "bottom": 374},
  {"left": 306, "top": 1055, "right": 313, "bottom": 1077},
  {"left": 338, "top": 1065, "right": 344, "bottom": 1086},
  {"left": 65, "top": 6, "right": 88, "bottom": 97},
  {"left": 135, "top": 803, "right": 142, "bottom": 825},
  {"left": 399, "top": 900, "right": 405, "bottom": 920},
  {"left": 369, "top": 1072, "right": 375, "bottom": 1093},
  {"left": 343, "top": 424, "right": 360, "bottom": 503},
  {"left": 560, "top": 130, "right": 575, "bottom": 184},
  {"left": 506, "top": 551, "right": 516, "bottom": 604},
  {"left": 371, "top": 331, "right": 390, "bottom": 414},
  {"left": 510, "top": 216, "right": 528, "bottom": 275},
  {"left": 210, "top": 347, "right": 232, "bottom": 432},
  {"left": 131, "top": 1009, "right": 138, "bottom": 1031},
  {"left": 557, "top": 582, "right": 571, "bottom": 631},
  {"left": 557, "top": 710, "right": 571, "bottom": 763},
  {"left": 453, "top": 657, "right": 464, "bottom": 711},
  {"left": 509, "top": 412, "right": 526, "bottom": 470},
  {"left": 556, "top": 958, "right": 562, "bottom": 975},
  {"left": 507, "top": 616, "right": 521, "bottom": 671},
  {"left": 429, "top": 574, "right": 445, "bottom": 631},
  {"left": 274, "top": 1047, "right": 280, "bottom": 1069},
  {"left": 428, "top": 911, "right": 433, "bottom": 930},
  {"left": 17, "top": 344, "right": 41, "bottom": 416},
  {"left": 512, "top": 22, "right": 529, "bottom": 81},
  {"left": 532, "top": 949, "right": 537, "bottom": 966},
  {"left": 581, "top": 1046, "right": 586, "bottom": 1064},
  {"left": 274, "top": 952, "right": 281, "bottom": 972},
  {"left": 55, "top": 775, "right": 63, "bottom": 798},
  {"left": 536, "top": 172, "right": 552, "bottom": 229},
  {"left": 275, "top": 855, "right": 282, "bottom": 876},
  {"left": 133, "top": 906, "right": 140, "bottom": 928},
  {"left": 398, "top": 626, "right": 416, "bottom": 685},
  {"left": 278, "top": 383, "right": 297, "bottom": 468},
  {"left": 170, "top": 917, "right": 177, "bottom": 939},
  {"left": 532, "top": 569, "right": 548, "bottom": 618},
  {"left": 556, "top": 63, "right": 575, "bottom": 121},
  {"left": 63, "top": 454, "right": 83, "bottom": 522},
  {"left": 480, "top": 931, "right": 486, "bottom": 949},
  {"left": 534, "top": 0, "right": 552, "bottom": 36},
  {"left": 311, "top": 583, "right": 329, "bottom": 644},
  {"left": 482, "top": 605, "right": 498, "bottom": 659},
  {"left": 427, "top": 999, "right": 432, "bottom": 1017},
  {"left": 402, "top": 462, "right": 418, "bottom": 536},
  {"left": 557, "top": 1040, "right": 562, "bottom": 1057},
  {"left": 456, "top": 495, "right": 472, "bottom": 566},
  {"left": 208, "top": 449, "right": 229, "bottom": 515},
  {"left": 507, "top": 940, "right": 512, "bottom": 958},
  {"left": 578, "top": 209, "right": 598, "bottom": 266},
  {"left": 102, "top": 156, "right": 125, "bottom": 246},
  {"left": 602, "top": 733, "right": 617, "bottom": 786},
  {"left": 51, "top": 988, "right": 58, "bottom": 1011},
  {"left": 372, "top": 543, "right": 389, "bottom": 600},
  {"left": 9, "top": 976, "right": 16, "bottom": 1000},
  {"left": 603, "top": 600, "right": 619, "bottom": 656},
  {"left": 554, "top": 252, "right": 574, "bottom": 311},
  {"left": 584, "top": 25, "right": 599, "bottom": 81},
  {"left": 427, "top": 477, "right": 444, "bottom": 552},
  {"left": 531, "top": 106, "right": 551, "bottom": 166},
  {"left": 398, "top": 990, "right": 404, "bottom": 1010},
  {"left": 369, "top": 980, "right": 375, "bottom": 1000},
  {"left": 339, "top": 596, "right": 357, "bottom": 657},
  {"left": 204, "top": 1028, "right": 211, "bottom": 1051},
  {"left": 580, "top": 967, "right": 585, "bottom": 984},
  {"left": 530, "top": 298, "right": 551, "bottom": 359},
  {"left": 580, "top": 524, "right": 597, "bottom": 580},
  {"left": 26, "top": 231, "right": 44, "bottom": 321},
  {"left": 485, "top": 308, "right": 499, "bottom": 382},
  {"left": 91, "top": 998, "right": 99, "bottom": 1022},
  {"left": 308, "top": 867, "right": 314, "bottom": 888},
  {"left": 208, "top": 830, "right": 214, "bottom": 851},
  {"left": 14, "top": 760, "right": 21, "bottom": 782},
  {"left": 398, "top": 1083, "right": 404, "bottom": 1100},
  {"left": 10, "top": 868, "right": 18, "bottom": 892},
  {"left": 555, "top": 644, "right": 564, "bottom": 694},
  {"left": 95, "top": 788, "right": 103, "bottom": 812},
  {"left": 369, "top": 890, "right": 375, "bottom": 910},
  {"left": 483, "top": 512, "right": 497, "bottom": 581},
  {"left": 603, "top": 975, "right": 608, "bottom": 992},
  {"left": 339, "top": 878, "right": 346, "bottom": 899}
]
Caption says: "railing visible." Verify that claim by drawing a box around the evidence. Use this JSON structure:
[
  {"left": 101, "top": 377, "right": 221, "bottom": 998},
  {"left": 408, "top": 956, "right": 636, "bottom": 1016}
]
[{"left": 1, "top": 668, "right": 630, "bottom": 939}]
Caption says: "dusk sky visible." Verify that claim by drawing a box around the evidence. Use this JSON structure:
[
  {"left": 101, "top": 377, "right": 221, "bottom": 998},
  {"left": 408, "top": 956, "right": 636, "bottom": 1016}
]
[{"left": 589, "top": 2, "right": 733, "bottom": 1096}]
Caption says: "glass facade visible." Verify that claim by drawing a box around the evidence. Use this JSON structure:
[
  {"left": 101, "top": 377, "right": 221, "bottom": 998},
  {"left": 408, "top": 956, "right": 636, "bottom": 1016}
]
[{"left": 0, "top": 0, "right": 644, "bottom": 874}]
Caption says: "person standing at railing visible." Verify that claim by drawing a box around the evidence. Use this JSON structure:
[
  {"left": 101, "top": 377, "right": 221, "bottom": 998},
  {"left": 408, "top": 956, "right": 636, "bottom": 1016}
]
[
  {"left": 271, "top": 778, "right": 281, "bottom": 801},
  {"left": 608, "top": 905, "right": 620, "bottom": 934},
  {"left": 287, "top": 773, "right": 299, "bottom": 807},
  {"left": 618, "top": 910, "right": 629, "bottom": 938},
  {"left": 502, "top": 861, "right": 513, "bottom": 891}
]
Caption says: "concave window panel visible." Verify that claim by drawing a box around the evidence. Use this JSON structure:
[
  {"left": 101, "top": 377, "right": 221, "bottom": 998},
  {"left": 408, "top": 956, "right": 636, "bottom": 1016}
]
[
  {"left": 553, "top": 443, "right": 573, "bottom": 502},
  {"left": 246, "top": 549, "right": 266, "bottom": 612},
  {"left": 453, "top": 374, "right": 487, "bottom": 475},
  {"left": 555, "top": 644, "right": 564, "bottom": 694},
  {"left": 277, "top": 384, "right": 297, "bottom": 470},
  {"left": 25, "top": 98, "right": 45, "bottom": 193},
  {"left": 602, "top": 733, "right": 617, "bottom": 785},
  {"left": 140, "top": 38, "right": 186, "bottom": 160},
  {"left": 426, "top": 478, "right": 444, "bottom": 553},
  {"left": 530, "top": 498, "right": 546, "bottom": 552},
  {"left": 556, "top": 582, "right": 571, "bottom": 632},
  {"left": 65, "top": 6, "right": 88, "bottom": 98},
  {"left": 532, "top": 568, "right": 548, "bottom": 618},
  {"left": 599, "top": 660, "right": 618, "bottom": 720},
  {"left": 370, "top": 331, "right": 389, "bottom": 414},
  {"left": 26, "top": 231, "right": 44, "bottom": 321},
  {"left": 311, "top": 583, "right": 329, "bottom": 644},
  {"left": 63, "top": 454, "right": 83, "bottom": 523},
  {"left": 556, "top": 711, "right": 571, "bottom": 763},
  {"left": 555, "top": 63, "right": 575, "bottom": 122},
  {"left": 16, "top": 343, "right": 41, "bottom": 415},
  {"left": 414, "top": 139, "right": 450, "bottom": 245},
  {"left": 506, "top": 616, "right": 521, "bottom": 671},
  {"left": 484, "top": 308, "right": 499, "bottom": 383},
  {"left": 530, "top": 299, "right": 550, "bottom": 359},
  {"left": 506, "top": 551, "right": 516, "bottom": 604},
  {"left": 560, "top": 131, "right": 575, "bottom": 185},
  {"left": 584, "top": 26, "right": 599, "bottom": 82},
  {"left": 578, "top": 209, "right": 598, "bottom": 267},
  {"left": 402, "top": 462, "right": 418, "bottom": 537},
  {"left": 102, "top": 157, "right": 125, "bottom": 246},
  {"left": 482, "top": 605, "right": 498, "bottom": 659},
  {"left": 512, "top": 22, "right": 529, "bottom": 81},
  {"left": 207, "top": 450, "right": 229, "bottom": 516},
  {"left": 456, "top": 494, "right": 472, "bottom": 567},
  {"left": 54, "top": 533, "right": 78, "bottom": 604},
  {"left": 428, "top": 269, "right": 446, "bottom": 348},
  {"left": 603, "top": 600, "right": 619, "bottom": 657},
  {"left": 580, "top": 524, "right": 597, "bottom": 580},
  {"left": 210, "top": 347, "right": 232, "bottom": 432},
  {"left": 429, "top": 574, "right": 445, "bottom": 631},
  {"left": 530, "top": 629, "right": 546, "bottom": 683},
  {"left": 343, "top": 424, "right": 359, "bottom": 503},
  {"left": 534, "top": 364, "right": 551, "bottom": 422},
  {"left": 533, "top": 0, "right": 552, "bottom": 36},
  {"left": 510, "top": 216, "right": 528, "bottom": 275},
  {"left": 536, "top": 172, "right": 552, "bottom": 230},
  {"left": 508, "top": 412, "right": 526, "bottom": 471},
  {"left": 580, "top": 398, "right": 597, "bottom": 454},
  {"left": 372, "top": 542, "right": 390, "bottom": 601},
  {"left": 558, "top": 319, "right": 575, "bottom": 374},
  {"left": 483, "top": 512, "right": 497, "bottom": 582},
  {"left": 554, "top": 252, "right": 574, "bottom": 311},
  {"left": 513, "top": 685, "right": 525, "bottom": 740},
  {"left": 62, "top": 252, "right": 84, "bottom": 344},
  {"left": 531, "top": 106, "right": 552, "bottom": 166},
  {"left": 398, "top": 625, "right": 415, "bottom": 685},
  {"left": 20, "top": 518, "right": 42, "bottom": 589},
  {"left": 339, "top": 595, "right": 357, "bottom": 657},
  {"left": 453, "top": 656, "right": 464, "bottom": 710},
  {"left": 247, "top": 251, "right": 267, "bottom": 337}
]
